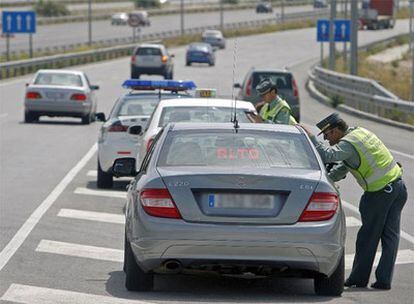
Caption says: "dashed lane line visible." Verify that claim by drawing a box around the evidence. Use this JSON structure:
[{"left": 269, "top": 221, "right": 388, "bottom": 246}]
[
  {"left": 1, "top": 284, "right": 155, "bottom": 304},
  {"left": 34, "top": 240, "right": 414, "bottom": 270},
  {"left": 74, "top": 187, "right": 126, "bottom": 199},
  {"left": 0, "top": 144, "right": 98, "bottom": 272},
  {"left": 57, "top": 208, "right": 125, "bottom": 224}
]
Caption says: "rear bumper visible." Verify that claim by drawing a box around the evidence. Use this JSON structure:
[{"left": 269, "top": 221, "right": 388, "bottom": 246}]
[
  {"left": 131, "top": 65, "right": 168, "bottom": 76},
  {"left": 187, "top": 56, "right": 212, "bottom": 63},
  {"left": 98, "top": 139, "right": 140, "bottom": 173},
  {"left": 25, "top": 100, "right": 91, "bottom": 116},
  {"left": 128, "top": 211, "right": 345, "bottom": 276}
]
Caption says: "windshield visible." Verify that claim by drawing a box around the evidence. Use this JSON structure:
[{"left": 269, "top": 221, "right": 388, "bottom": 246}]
[
  {"left": 252, "top": 72, "right": 292, "bottom": 90},
  {"left": 158, "top": 106, "right": 252, "bottom": 127},
  {"left": 34, "top": 73, "right": 83, "bottom": 87},
  {"left": 158, "top": 130, "right": 319, "bottom": 169}
]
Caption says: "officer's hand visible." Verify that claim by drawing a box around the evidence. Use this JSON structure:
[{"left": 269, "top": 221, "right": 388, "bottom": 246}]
[{"left": 299, "top": 124, "right": 313, "bottom": 137}]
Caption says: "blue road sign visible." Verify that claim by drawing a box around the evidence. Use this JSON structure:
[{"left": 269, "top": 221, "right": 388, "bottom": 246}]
[
  {"left": 2, "top": 11, "right": 36, "bottom": 34},
  {"left": 317, "top": 19, "right": 350, "bottom": 42}
]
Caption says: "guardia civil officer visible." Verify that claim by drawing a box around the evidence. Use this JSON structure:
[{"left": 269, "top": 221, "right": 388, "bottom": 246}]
[
  {"left": 301, "top": 113, "right": 407, "bottom": 290},
  {"left": 255, "top": 79, "right": 297, "bottom": 125}
]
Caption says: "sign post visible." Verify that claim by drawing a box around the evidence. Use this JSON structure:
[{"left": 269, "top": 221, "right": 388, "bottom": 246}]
[
  {"left": 2, "top": 11, "right": 36, "bottom": 60},
  {"left": 317, "top": 19, "right": 350, "bottom": 66}
]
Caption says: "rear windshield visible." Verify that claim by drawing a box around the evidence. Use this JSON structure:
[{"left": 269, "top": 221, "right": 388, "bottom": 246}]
[
  {"left": 158, "top": 130, "right": 319, "bottom": 169},
  {"left": 158, "top": 106, "right": 252, "bottom": 127},
  {"left": 189, "top": 44, "right": 209, "bottom": 52},
  {"left": 252, "top": 72, "right": 292, "bottom": 90},
  {"left": 136, "top": 47, "right": 162, "bottom": 56},
  {"left": 113, "top": 94, "right": 189, "bottom": 117},
  {"left": 34, "top": 73, "right": 83, "bottom": 87}
]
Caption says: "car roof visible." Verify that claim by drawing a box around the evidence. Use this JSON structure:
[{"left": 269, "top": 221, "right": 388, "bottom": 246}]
[
  {"left": 250, "top": 68, "right": 291, "bottom": 74},
  {"left": 169, "top": 122, "right": 302, "bottom": 134},
  {"left": 36, "top": 69, "right": 84, "bottom": 76},
  {"left": 137, "top": 44, "right": 164, "bottom": 49},
  {"left": 157, "top": 98, "right": 255, "bottom": 109}
]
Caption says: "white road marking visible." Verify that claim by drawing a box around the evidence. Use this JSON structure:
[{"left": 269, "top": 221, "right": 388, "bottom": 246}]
[
  {"left": 342, "top": 200, "right": 414, "bottom": 245},
  {"left": 57, "top": 208, "right": 125, "bottom": 224},
  {"left": 345, "top": 249, "right": 414, "bottom": 270},
  {"left": 390, "top": 149, "right": 414, "bottom": 161},
  {"left": 36, "top": 240, "right": 123, "bottom": 263},
  {"left": 1, "top": 284, "right": 155, "bottom": 304},
  {"left": 345, "top": 216, "right": 361, "bottom": 227},
  {"left": 0, "top": 144, "right": 97, "bottom": 272},
  {"left": 74, "top": 187, "right": 126, "bottom": 199},
  {"left": 87, "top": 170, "right": 132, "bottom": 181}
]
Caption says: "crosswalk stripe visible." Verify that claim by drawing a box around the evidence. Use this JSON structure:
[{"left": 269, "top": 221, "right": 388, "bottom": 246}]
[
  {"left": 87, "top": 170, "right": 132, "bottom": 181},
  {"left": 1, "top": 284, "right": 154, "bottom": 304},
  {"left": 57, "top": 209, "right": 125, "bottom": 224},
  {"left": 35, "top": 240, "right": 123, "bottom": 263},
  {"left": 345, "top": 249, "right": 414, "bottom": 270},
  {"left": 35, "top": 240, "right": 414, "bottom": 271},
  {"left": 345, "top": 216, "right": 361, "bottom": 227},
  {"left": 74, "top": 187, "right": 126, "bottom": 199}
]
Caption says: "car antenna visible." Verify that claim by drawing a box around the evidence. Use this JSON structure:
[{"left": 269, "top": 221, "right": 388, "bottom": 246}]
[{"left": 231, "top": 38, "right": 239, "bottom": 133}]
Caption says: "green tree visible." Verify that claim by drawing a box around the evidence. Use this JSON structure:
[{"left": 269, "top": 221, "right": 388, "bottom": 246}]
[{"left": 34, "top": 0, "right": 70, "bottom": 17}]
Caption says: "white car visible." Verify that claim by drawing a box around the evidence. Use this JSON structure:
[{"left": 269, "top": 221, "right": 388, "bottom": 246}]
[
  {"left": 202, "top": 30, "right": 226, "bottom": 49},
  {"left": 24, "top": 69, "right": 99, "bottom": 124},
  {"left": 133, "top": 98, "right": 257, "bottom": 169},
  {"left": 96, "top": 80, "right": 195, "bottom": 188}
]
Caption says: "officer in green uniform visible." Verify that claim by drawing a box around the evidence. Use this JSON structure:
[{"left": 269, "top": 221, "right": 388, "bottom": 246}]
[
  {"left": 301, "top": 113, "right": 407, "bottom": 290},
  {"left": 255, "top": 79, "right": 297, "bottom": 125}
]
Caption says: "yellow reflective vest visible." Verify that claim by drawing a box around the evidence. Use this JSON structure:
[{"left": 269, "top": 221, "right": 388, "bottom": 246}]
[
  {"left": 340, "top": 127, "right": 402, "bottom": 192},
  {"left": 259, "top": 96, "right": 297, "bottom": 125}
]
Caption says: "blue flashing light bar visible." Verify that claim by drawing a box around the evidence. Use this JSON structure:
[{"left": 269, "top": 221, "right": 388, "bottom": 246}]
[{"left": 122, "top": 79, "right": 197, "bottom": 91}]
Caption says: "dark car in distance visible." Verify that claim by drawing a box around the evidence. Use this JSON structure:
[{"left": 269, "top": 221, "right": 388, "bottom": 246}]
[
  {"left": 256, "top": 1, "right": 273, "bottom": 13},
  {"left": 186, "top": 43, "right": 215, "bottom": 66}
]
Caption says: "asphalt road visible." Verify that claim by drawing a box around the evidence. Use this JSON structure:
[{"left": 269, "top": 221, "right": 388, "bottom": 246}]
[
  {"left": 0, "top": 21, "right": 413, "bottom": 303},
  {"left": 0, "top": 5, "right": 320, "bottom": 53}
]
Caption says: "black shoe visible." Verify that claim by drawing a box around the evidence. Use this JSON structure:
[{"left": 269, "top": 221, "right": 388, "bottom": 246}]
[
  {"left": 370, "top": 282, "right": 391, "bottom": 290},
  {"left": 344, "top": 278, "right": 367, "bottom": 288}
]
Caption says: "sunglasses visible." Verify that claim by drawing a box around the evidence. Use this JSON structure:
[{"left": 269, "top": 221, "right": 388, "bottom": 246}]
[{"left": 323, "top": 128, "right": 336, "bottom": 140}]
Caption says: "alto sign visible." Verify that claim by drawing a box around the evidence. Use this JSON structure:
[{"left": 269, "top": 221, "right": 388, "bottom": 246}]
[{"left": 2, "top": 11, "right": 36, "bottom": 34}]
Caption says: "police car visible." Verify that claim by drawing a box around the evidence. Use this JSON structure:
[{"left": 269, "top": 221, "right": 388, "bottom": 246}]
[{"left": 96, "top": 79, "right": 196, "bottom": 188}]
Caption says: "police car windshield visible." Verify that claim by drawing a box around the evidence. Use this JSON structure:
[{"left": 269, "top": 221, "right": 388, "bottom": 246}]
[
  {"left": 157, "top": 130, "right": 319, "bottom": 169},
  {"left": 158, "top": 106, "right": 251, "bottom": 127}
]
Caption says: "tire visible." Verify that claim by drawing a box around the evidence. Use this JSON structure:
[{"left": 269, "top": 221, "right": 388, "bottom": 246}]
[
  {"left": 165, "top": 71, "right": 173, "bottom": 79},
  {"left": 131, "top": 70, "right": 140, "bottom": 79},
  {"left": 97, "top": 159, "right": 113, "bottom": 189},
  {"left": 186, "top": 61, "right": 191, "bottom": 66},
  {"left": 209, "top": 60, "right": 215, "bottom": 67},
  {"left": 314, "top": 252, "right": 344, "bottom": 296},
  {"left": 125, "top": 234, "right": 154, "bottom": 291},
  {"left": 24, "top": 111, "right": 38, "bottom": 123},
  {"left": 81, "top": 113, "right": 91, "bottom": 125}
]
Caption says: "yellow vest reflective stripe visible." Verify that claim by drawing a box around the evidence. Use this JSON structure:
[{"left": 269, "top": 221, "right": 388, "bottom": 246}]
[
  {"left": 259, "top": 97, "right": 297, "bottom": 125},
  {"left": 341, "top": 127, "right": 402, "bottom": 192}
]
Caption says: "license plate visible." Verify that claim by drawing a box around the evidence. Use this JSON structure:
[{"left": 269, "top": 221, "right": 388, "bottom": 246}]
[
  {"left": 208, "top": 193, "right": 274, "bottom": 209},
  {"left": 45, "top": 92, "right": 65, "bottom": 99}
]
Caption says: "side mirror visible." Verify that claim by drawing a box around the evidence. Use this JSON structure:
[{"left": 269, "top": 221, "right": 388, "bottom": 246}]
[
  {"left": 112, "top": 158, "right": 136, "bottom": 177},
  {"left": 95, "top": 112, "right": 106, "bottom": 122},
  {"left": 128, "top": 125, "right": 142, "bottom": 135},
  {"left": 25, "top": 83, "right": 29, "bottom": 87},
  {"left": 233, "top": 83, "right": 241, "bottom": 88},
  {"left": 170, "top": 54, "right": 175, "bottom": 58},
  {"left": 90, "top": 85, "right": 100, "bottom": 90}
]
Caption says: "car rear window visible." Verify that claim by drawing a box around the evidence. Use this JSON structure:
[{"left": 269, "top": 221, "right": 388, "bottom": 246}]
[
  {"left": 34, "top": 73, "right": 83, "bottom": 87},
  {"left": 158, "top": 106, "right": 252, "bottom": 127},
  {"left": 136, "top": 47, "right": 162, "bottom": 56},
  {"left": 158, "top": 130, "right": 319, "bottom": 169},
  {"left": 252, "top": 72, "right": 292, "bottom": 90}
]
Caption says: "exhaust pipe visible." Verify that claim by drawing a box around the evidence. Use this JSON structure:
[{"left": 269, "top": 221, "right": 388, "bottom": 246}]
[{"left": 163, "top": 259, "right": 182, "bottom": 274}]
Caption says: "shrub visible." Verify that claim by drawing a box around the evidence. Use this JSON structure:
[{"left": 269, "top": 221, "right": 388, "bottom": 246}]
[
  {"left": 134, "top": 0, "right": 162, "bottom": 8},
  {"left": 222, "top": 0, "right": 240, "bottom": 4},
  {"left": 34, "top": 0, "right": 69, "bottom": 17}
]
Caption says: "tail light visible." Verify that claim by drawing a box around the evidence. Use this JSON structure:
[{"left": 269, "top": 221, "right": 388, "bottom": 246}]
[
  {"left": 26, "top": 91, "right": 42, "bottom": 99},
  {"left": 146, "top": 137, "right": 154, "bottom": 152},
  {"left": 140, "top": 188, "right": 181, "bottom": 219},
  {"left": 161, "top": 55, "right": 168, "bottom": 64},
  {"left": 107, "top": 120, "right": 128, "bottom": 132},
  {"left": 245, "top": 77, "right": 252, "bottom": 97},
  {"left": 131, "top": 55, "right": 136, "bottom": 65},
  {"left": 70, "top": 93, "right": 87, "bottom": 101},
  {"left": 299, "top": 192, "right": 339, "bottom": 222},
  {"left": 292, "top": 78, "right": 299, "bottom": 97}
]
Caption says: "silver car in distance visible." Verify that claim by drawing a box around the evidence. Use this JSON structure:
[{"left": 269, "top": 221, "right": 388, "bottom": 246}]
[{"left": 123, "top": 123, "right": 346, "bottom": 296}]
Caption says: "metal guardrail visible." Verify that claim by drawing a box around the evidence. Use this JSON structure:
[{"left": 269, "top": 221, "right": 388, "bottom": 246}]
[
  {"left": 309, "top": 66, "right": 414, "bottom": 125},
  {"left": 0, "top": 9, "right": 328, "bottom": 80}
]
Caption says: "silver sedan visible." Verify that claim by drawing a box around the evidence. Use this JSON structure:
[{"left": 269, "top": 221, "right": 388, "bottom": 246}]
[
  {"left": 121, "top": 123, "right": 346, "bottom": 296},
  {"left": 24, "top": 69, "right": 99, "bottom": 124}
]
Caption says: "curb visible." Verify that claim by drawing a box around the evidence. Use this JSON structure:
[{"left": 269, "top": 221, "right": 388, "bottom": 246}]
[{"left": 306, "top": 78, "right": 414, "bottom": 132}]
